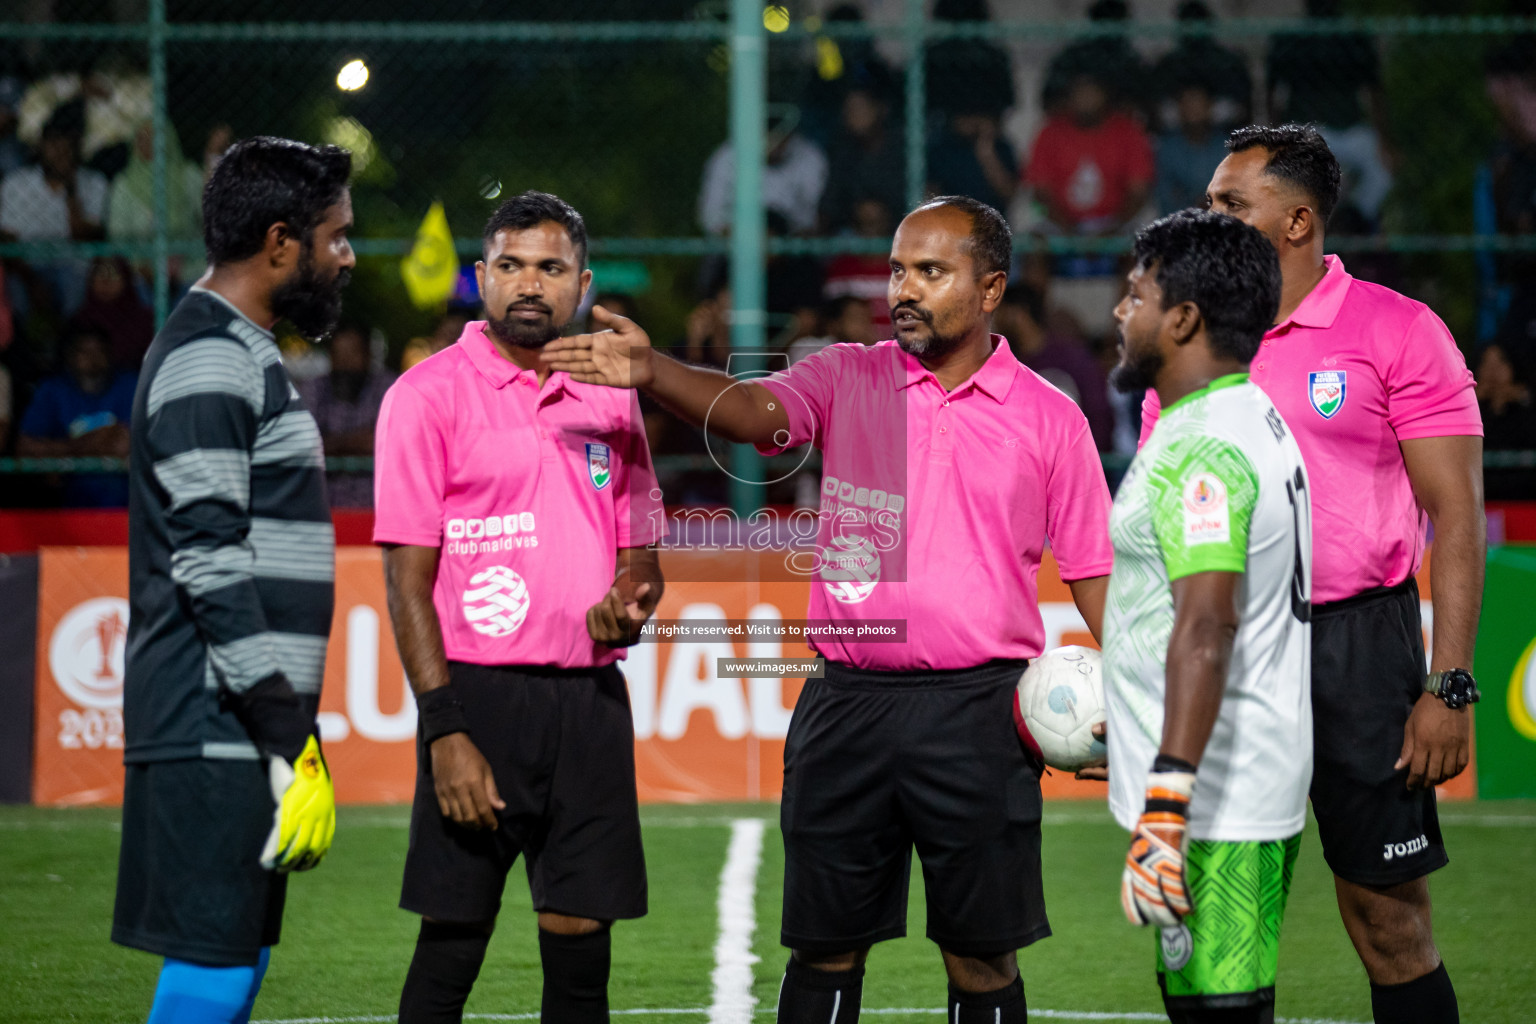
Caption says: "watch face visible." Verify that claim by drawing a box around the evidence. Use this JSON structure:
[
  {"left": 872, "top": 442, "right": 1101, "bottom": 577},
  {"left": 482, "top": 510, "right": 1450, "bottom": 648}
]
[{"left": 1443, "top": 670, "right": 1480, "bottom": 708}]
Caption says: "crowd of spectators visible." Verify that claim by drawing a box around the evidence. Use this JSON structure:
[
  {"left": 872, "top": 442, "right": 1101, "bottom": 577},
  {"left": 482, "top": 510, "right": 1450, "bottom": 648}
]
[
  {"left": 3, "top": 4, "right": 1536, "bottom": 508},
  {"left": 0, "top": 52, "right": 235, "bottom": 507},
  {"left": 1482, "top": 32, "right": 1536, "bottom": 494},
  {"left": 672, "top": 0, "right": 1536, "bottom": 501}
]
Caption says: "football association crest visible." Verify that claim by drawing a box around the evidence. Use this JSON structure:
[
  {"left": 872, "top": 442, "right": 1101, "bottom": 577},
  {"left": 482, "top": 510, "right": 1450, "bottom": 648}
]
[
  {"left": 1160, "top": 923, "right": 1193, "bottom": 971},
  {"left": 586, "top": 443, "right": 612, "bottom": 490},
  {"left": 1182, "top": 474, "right": 1225, "bottom": 514},
  {"left": 1309, "top": 370, "right": 1346, "bottom": 419}
]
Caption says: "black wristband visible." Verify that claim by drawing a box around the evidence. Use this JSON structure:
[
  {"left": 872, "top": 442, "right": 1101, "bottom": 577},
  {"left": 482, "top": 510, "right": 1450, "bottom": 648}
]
[
  {"left": 1151, "top": 753, "right": 1198, "bottom": 775},
  {"left": 417, "top": 685, "right": 471, "bottom": 745},
  {"left": 227, "top": 674, "right": 313, "bottom": 762},
  {"left": 1145, "top": 754, "right": 1197, "bottom": 816}
]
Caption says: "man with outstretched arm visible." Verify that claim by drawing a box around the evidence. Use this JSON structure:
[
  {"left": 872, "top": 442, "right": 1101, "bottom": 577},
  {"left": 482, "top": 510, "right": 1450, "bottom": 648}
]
[
  {"left": 545, "top": 195, "right": 1112, "bottom": 1024},
  {"left": 374, "top": 191, "right": 665, "bottom": 1024},
  {"left": 1105, "top": 210, "right": 1311, "bottom": 1024}
]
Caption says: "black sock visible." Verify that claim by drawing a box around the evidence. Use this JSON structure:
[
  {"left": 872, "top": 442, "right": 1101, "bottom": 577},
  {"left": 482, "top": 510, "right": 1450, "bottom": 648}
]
[
  {"left": 1370, "top": 962, "right": 1459, "bottom": 1024},
  {"left": 399, "top": 919, "right": 493, "bottom": 1024},
  {"left": 949, "top": 976, "right": 1027, "bottom": 1024},
  {"left": 776, "top": 957, "right": 864, "bottom": 1024},
  {"left": 1161, "top": 1002, "right": 1271, "bottom": 1024},
  {"left": 539, "top": 928, "right": 612, "bottom": 1024}
]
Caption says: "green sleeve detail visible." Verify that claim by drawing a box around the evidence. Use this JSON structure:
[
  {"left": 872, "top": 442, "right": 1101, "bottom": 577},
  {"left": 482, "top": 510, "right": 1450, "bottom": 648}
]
[{"left": 1145, "top": 435, "right": 1259, "bottom": 580}]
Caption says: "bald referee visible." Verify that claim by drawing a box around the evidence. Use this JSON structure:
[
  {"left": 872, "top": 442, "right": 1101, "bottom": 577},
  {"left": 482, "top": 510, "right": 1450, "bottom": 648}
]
[
  {"left": 1142, "top": 125, "right": 1483, "bottom": 1024},
  {"left": 544, "top": 196, "right": 1112, "bottom": 1024}
]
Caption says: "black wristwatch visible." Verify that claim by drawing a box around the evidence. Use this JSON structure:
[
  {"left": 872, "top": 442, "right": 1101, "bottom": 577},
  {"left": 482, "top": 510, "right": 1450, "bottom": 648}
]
[{"left": 1425, "top": 668, "right": 1481, "bottom": 710}]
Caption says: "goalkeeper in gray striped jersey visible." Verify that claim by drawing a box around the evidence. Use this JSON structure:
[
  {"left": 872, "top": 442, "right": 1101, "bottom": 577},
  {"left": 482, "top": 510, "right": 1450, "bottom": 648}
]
[{"left": 1102, "top": 210, "right": 1313, "bottom": 1024}]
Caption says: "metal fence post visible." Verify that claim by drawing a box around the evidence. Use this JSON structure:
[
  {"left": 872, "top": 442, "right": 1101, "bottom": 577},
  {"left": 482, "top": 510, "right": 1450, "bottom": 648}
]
[
  {"left": 728, "top": 0, "right": 766, "bottom": 517},
  {"left": 904, "top": 0, "right": 926, "bottom": 212},
  {"left": 149, "top": 0, "right": 170, "bottom": 329}
]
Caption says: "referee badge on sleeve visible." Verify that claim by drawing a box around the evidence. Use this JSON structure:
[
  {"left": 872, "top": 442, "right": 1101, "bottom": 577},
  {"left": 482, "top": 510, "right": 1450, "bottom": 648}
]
[{"left": 586, "top": 443, "right": 612, "bottom": 490}]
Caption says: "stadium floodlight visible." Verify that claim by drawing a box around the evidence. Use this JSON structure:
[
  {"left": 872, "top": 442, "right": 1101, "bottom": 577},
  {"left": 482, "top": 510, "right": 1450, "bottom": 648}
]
[{"left": 336, "top": 59, "right": 370, "bottom": 92}]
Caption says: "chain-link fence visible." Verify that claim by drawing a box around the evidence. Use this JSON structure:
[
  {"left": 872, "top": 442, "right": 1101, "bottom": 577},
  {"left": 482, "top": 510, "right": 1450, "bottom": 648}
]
[{"left": 1, "top": 1, "right": 1534, "bottom": 508}]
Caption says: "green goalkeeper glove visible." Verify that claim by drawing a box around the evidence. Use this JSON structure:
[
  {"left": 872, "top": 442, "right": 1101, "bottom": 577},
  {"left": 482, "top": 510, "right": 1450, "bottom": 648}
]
[{"left": 260, "top": 733, "right": 336, "bottom": 872}]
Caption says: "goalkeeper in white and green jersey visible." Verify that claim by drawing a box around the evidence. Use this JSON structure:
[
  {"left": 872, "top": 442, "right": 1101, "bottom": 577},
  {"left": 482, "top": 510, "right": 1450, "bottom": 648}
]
[{"left": 1102, "top": 210, "right": 1313, "bottom": 1024}]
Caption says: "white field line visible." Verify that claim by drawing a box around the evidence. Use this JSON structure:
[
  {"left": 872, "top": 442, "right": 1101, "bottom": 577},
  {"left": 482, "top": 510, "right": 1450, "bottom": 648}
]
[
  {"left": 832, "top": 1012, "right": 1366, "bottom": 1023},
  {"left": 255, "top": 1013, "right": 705, "bottom": 1023},
  {"left": 708, "top": 818, "right": 767, "bottom": 1024},
  {"left": 254, "top": 1011, "right": 1367, "bottom": 1024}
]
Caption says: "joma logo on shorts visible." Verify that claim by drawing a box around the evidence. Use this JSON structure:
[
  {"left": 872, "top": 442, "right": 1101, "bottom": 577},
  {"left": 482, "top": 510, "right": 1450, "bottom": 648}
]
[{"left": 1382, "top": 835, "right": 1430, "bottom": 861}]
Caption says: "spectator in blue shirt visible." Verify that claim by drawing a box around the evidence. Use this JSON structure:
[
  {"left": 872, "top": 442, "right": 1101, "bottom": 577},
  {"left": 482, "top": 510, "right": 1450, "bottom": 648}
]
[
  {"left": 1155, "top": 80, "right": 1230, "bottom": 213},
  {"left": 17, "top": 325, "right": 136, "bottom": 506}
]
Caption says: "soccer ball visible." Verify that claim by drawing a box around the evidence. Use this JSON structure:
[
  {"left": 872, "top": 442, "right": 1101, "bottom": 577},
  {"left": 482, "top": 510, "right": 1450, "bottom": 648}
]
[{"left": 1014, "top": 646, "right": 1107, "bottom": 772}]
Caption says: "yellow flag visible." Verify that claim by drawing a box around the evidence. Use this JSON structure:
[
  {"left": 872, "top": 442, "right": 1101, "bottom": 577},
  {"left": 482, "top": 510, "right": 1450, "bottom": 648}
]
[{"left": 400, "top": 201, "right": 458, "bottom": 309}]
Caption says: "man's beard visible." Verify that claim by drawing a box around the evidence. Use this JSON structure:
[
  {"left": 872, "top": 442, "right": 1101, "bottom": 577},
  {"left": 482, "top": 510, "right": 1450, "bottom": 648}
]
[
  {"left": 893, "top": 304, "right": 963, "bottom": 360},
  {"left": 486, "top": 303, "right": 563, "bottom": 349},
  {"left": 1109, "top": 336, "right": 1164, "bottom": 393},
  {"left": 272, "top": 245, "right": 350, "bottom": 341}
]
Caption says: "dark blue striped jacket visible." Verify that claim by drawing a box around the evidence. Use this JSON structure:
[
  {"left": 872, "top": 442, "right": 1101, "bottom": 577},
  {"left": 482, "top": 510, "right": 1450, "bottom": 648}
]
[{"left": 125, "top": 288, "right": 334, "bottom": 763}]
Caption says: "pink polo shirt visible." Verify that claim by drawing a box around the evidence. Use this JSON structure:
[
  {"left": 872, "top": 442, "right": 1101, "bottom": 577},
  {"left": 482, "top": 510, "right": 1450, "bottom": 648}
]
[
  {"left": 759, "top": 337, "right": 1114, "bottom": 671},
  {"left": 1139, "top": 255, "right": 1481, "bottom": 605},
  {"left": 373, "top": 322, "right": 665, "bottom": 668}
]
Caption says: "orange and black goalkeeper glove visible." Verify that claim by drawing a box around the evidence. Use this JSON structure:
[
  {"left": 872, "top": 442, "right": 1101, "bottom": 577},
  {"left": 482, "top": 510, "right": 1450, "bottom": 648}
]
[{"left": 1121, "top": 754, "right": 1197, "bottom": 927}]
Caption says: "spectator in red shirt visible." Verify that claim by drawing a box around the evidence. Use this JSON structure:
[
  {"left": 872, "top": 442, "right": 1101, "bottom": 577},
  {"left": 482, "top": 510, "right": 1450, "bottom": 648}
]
[{"left": 1024, "top": 73, "right": 1154, "bottom": 236}]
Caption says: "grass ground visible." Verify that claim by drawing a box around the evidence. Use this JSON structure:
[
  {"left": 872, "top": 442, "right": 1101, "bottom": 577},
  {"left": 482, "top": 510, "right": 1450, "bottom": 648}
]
[{"left": 1, "top": 800, "right": 1533, "bottom": 1023}]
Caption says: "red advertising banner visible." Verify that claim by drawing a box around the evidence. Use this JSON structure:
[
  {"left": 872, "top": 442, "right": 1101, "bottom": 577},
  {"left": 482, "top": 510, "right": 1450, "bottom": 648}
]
[{"left": 31, "top": 546, "right": 1471, "bottom": 805}]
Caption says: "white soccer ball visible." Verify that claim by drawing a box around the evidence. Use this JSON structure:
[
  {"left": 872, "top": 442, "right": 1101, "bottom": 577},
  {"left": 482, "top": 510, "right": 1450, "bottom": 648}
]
[{"left": 1014, "top": 646, "right": 1107, "bottom": 772}]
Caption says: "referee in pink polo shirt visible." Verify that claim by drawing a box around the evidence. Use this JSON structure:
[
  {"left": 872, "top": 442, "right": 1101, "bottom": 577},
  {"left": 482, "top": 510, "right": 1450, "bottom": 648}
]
[
  {"left": 373, "top": 192, "right": 666, "bottom": 1024},
  {"left": 545, "top": 196, "right": 1113, "bottom": 1024},
  {"left": 1141, "top": 126, "right": 1483, "bottom": 1024}
]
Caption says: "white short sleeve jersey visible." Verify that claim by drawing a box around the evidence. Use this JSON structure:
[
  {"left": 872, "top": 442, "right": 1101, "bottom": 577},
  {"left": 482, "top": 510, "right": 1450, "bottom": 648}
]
[{"left": 1105, "top": 374, "right": 1314, "bottom": 841}]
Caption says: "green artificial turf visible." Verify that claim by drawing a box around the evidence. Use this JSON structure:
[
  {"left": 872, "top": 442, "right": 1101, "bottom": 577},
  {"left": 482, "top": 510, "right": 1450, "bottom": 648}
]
[{"left": 1, "top": 800, "right": 1532, "bottom": 1022}]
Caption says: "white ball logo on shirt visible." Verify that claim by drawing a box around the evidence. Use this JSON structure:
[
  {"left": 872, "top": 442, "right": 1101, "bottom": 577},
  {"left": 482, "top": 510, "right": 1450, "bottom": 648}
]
[
  {"left": 821, "top": 535, "right": 881, "bottom": 605},
  {"left": 461, "top": 566, "right": 531, "bottom": 637}
]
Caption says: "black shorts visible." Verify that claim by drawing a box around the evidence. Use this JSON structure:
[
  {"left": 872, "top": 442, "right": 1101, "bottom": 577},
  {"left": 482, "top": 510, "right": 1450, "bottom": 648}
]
[
  {"left": 112, "top": 757, "right": 286, "bottom": 966},
  {"left": 1310, "top": 580, "right": 1447, "bottom": 887},
  {"left": 780, "top": 659, "right": 1049, "bottom": 956},
  {"left": 401, "top": 661, "right": 647, "bottom": 924}
]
